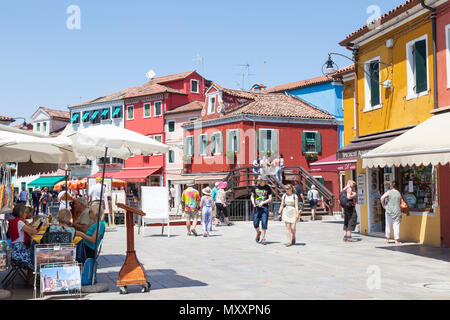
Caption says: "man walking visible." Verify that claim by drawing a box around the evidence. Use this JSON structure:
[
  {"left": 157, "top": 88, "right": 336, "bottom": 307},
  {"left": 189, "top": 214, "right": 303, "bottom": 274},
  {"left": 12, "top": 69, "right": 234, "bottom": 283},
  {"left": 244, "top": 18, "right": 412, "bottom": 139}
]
[
  {"left": 181, "top": 183, "right": 201, "bottom": 236},
  {"left": 19, "top": 187, "right": 28, "bottom": 206},
  {"left": 341, "top": 180, "right": 357, "bottom": 242},
  {"left": 169, "top": 185, "right": 176, "bottom": 209},
  {"left": 251, "top": 176, "right": 273, "bottom": 245},
  {"left": 295, "top": 180, "right": 305, "bottom": 222},
  {"left": 31, "top": 188, "right": 41, "bottom": 216}
]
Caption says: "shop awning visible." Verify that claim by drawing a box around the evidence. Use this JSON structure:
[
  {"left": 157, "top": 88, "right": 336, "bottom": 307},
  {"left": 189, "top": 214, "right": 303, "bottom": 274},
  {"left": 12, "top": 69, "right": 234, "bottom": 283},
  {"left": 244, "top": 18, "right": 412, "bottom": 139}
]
[
  {"left": 90, "top": 110, "right": 99, "bottom": 120},
  {"left": 28, "top": 176, "right": 65, "bottom": 187},
  {"left": 101, "top": 109, "right": 109, "bottom": 117},
  {"left": 337, "top": 125, "right": 415, "bottom": 160},
  {"left": 82, "top": 112, "right": 90, "bottom": 121},
  {"left": 71, "top": 113, "right": 79, "bottom": 123},
  {"left": 194, "top": 174, "right": 229, "bottom": 184},
  {"left": 112, "top": 107, "right": 121, "bottom": 117},
  {"left": 94, "top": 167, "right": 162, "bottom": 183},
  {"left": 310, "top": 154, "right": 357, "bottom": 172},
  {"left": 362, "top": 111, "right": 450, "bottom": 168}
]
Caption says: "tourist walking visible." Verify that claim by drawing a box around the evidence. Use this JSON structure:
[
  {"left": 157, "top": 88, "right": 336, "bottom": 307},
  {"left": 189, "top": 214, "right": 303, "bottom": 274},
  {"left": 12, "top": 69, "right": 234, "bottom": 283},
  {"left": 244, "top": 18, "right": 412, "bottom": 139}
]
[
  {"left": 181, "top": 183, "right": 201, "bottom": 236},
  {"left": 89, "top": 177, "right": 104, "bottom": 205},
  {"left": 19, "top": 187, "right": 28, "bottom": 206},
  {"left": 380, "top": 181, "right": 406, "bottom": 246},
  {"left": 340, "top": 180, "right": 357, "bottom": 242},
  {"left": 58, "top": 185, "right": 73, "bottom": 211},
  {"left": 200, "top": 187, "right": 215, "bottom": 237},
  {"left": 295, "top": 180, "right": 305, "bottom": 222},
  {"left": 31, "top": 188, "right": 41, "bottom": 216},
  {"left": 307, "top": 185, "right": 320, "bottom": 221},
  {"left": 272, "top": 154, "right": 282, "bottom": 182},
  {"left": 251, "top": 176, "right": 273, "bottom": 245},
  {"left": 40, "top": 187, "right": 50, "bottom": 215},
  {"left": 252, "top": 154, "right": 260, "bottom": 177},
  {"left": 278, "top": 184, "right": 300, "bottom": 247},
  {"left": 215, "top": 181, "right": 231, "bottom": 226},
  {"left": 169, "top": 185, "right": 176, "bottom": 209}
]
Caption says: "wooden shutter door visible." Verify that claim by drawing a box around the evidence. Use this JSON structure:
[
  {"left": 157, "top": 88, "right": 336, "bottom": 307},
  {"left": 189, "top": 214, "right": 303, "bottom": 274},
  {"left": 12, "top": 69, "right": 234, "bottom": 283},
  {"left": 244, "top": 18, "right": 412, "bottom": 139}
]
[
  {"left": 271, "top": 130, "right": 279, "bottom": 154},
  {"left": 315, "top": 132, "right": 322, "bottom": 154},
  {"left": 236, "top": 130, "right": 240, "bottom": 153},
  {"left": 226, "top": 130, "right": 231, "bottom": 153},
  {"left": 301, "top": 132, "right": 307, "bottom": 154},
  {"left": 414, "top": 40, "right": 427, "bottom": 94},
  {"left": 211, "top": 135, "right": 216, "bottom": 155},
  {"left": 219, "top": 133, "right": 223, "bottom": 155}
]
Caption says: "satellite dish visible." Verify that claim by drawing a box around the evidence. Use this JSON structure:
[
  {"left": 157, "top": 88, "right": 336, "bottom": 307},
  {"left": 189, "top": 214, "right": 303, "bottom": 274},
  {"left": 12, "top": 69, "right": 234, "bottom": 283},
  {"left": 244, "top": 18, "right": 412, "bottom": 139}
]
[{"left": 146, "top": 69, "right": 156, "bottom": 80}]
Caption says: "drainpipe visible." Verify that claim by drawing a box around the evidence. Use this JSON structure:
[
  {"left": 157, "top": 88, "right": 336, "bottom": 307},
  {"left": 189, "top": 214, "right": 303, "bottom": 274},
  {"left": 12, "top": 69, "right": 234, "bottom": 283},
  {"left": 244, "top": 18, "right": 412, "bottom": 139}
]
[
  {"left": 345, "top": 44, "right": 360, "bottom": 137},
  {"left": 420, "top": 0, "right": 438, "bottom": 109}
]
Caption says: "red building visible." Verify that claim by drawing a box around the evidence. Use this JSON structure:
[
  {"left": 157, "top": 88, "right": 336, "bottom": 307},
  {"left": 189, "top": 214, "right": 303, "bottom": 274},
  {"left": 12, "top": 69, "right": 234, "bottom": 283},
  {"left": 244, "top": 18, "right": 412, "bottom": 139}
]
[
  {"left": 436, "top": 0, "right": 450, "bottom": 248},
  {"left": 120, "top": 70, "right": 207, "bottom": 186},
  {"left": 182, "top": 83, "right": 340, "bottom": 201}
]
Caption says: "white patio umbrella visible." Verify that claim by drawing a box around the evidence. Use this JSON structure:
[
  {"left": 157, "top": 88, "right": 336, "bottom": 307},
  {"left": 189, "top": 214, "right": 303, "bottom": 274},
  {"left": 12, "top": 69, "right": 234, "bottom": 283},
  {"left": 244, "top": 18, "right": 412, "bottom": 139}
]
[{"left": 63, "top": 124, "right": 170, "bottom": 285}]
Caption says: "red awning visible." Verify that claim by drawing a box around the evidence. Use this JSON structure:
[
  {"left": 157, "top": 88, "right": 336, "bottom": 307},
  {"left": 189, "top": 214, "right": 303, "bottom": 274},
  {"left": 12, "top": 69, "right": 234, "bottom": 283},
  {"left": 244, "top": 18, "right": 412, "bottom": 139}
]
[
  {"left": 90, "top": 167, "right": 161, "bottom": 183},
  {"left": 310, "top": 154, "right": 357, "bottom": 172}
]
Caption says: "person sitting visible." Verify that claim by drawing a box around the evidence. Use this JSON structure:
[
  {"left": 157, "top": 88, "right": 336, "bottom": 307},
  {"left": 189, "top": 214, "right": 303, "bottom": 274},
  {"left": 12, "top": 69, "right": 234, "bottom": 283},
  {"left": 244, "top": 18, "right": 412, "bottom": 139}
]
[
  {"left": 47, "top": 209, "right": 76, "bottom": 242},
  {"left": 71, "top": 197, "right": 95, "bottom": 233},
  {"left": 75, "top": 202, "right": 106, "bottom": 263},
  {"left": 8, "top": 204, "right": 40, "bottom": 285}
]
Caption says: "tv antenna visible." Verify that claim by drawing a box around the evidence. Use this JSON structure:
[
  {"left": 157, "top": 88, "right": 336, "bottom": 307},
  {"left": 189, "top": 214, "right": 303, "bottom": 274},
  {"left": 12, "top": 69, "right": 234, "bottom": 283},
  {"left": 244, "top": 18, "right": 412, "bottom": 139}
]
[
  {"left": 237, "top": 63, "right": 254, "bottom": 90},
  {"left": 193, "top": 54, "right": 205, "bottom": 93},
  {"left": 146, "top": 69, "right": 156, "bottom": 80}
]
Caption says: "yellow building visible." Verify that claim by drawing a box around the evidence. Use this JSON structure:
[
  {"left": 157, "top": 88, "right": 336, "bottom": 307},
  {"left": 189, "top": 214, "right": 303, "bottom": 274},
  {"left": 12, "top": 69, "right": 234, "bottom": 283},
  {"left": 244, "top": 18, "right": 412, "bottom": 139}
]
[{"left": 337, "top": 0, "right": 446, "bottom": 246}]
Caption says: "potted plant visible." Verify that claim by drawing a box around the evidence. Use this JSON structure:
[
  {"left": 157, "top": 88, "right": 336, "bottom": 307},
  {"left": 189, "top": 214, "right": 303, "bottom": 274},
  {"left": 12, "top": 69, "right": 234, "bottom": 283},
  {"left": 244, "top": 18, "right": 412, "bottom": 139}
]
[
  {"left": 305, "top": 153, "right": 318, "bottom": 161},
  {"left": 183, "top": 155, "right": 193, "bottom": 164}
]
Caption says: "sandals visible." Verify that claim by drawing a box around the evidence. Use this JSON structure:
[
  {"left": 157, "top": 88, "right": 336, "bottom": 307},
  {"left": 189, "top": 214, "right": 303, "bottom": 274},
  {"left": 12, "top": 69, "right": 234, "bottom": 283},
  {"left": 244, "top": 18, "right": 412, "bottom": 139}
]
[
  {"left": 261, "top": 238, "right": 266, "bottom": 245},
  {"left": 255, "top": 231, "right": 261, "bottom": 243},
  {"left": 291, "top": 237, "right": 296, "bottom": 245}
]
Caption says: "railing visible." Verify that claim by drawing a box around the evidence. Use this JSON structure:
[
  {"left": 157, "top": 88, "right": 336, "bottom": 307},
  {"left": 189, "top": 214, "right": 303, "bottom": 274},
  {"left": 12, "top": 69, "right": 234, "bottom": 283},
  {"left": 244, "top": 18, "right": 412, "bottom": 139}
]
[{"left": 227, "top": 199, "right": 281, "bottom": 222}]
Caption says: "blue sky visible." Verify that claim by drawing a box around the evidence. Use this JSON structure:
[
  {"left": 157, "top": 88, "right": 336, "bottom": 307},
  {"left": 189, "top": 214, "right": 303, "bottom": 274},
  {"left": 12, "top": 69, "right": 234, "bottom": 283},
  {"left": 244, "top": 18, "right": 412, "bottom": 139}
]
[{"left": 0, "top": 0, "right": 404, "bottom": 122}]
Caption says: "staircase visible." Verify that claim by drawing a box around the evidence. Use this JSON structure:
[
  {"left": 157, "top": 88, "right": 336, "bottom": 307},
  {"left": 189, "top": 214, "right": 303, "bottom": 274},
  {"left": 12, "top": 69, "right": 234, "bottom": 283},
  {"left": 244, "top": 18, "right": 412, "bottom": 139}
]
[{"left": 224, "top": 166, "right": 337, "bottom": 218}]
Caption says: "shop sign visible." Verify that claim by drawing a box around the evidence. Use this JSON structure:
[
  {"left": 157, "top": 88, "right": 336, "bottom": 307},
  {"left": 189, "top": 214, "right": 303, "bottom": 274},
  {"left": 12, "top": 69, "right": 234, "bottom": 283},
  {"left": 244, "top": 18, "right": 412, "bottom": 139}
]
[
  {"left": 357, "top": 174, "right": 366, "bottom": 206},
  {"left": 339, "top": 150, "right": 369, "bottom": 160}
]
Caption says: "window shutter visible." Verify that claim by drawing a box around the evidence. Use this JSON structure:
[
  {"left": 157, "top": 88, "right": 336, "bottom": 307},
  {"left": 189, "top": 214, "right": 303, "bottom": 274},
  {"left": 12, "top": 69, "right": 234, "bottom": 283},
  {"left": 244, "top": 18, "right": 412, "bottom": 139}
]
[
  {"left": 369, "top": 62, "right": 380, "bottom": 107},
  {"left": 219, "top": 133, "right": 223, "bottom": 155},
  {"left": 226, "top": 130, "right": 231, "bottom": 153},
  {"left": 414, "top": 40, "right": 427, "bottom": 94},
  {"left": 184, "top": 137, "right": 189, "bottom": 156},
  {"left": 301, "top": 132, "right": 307, "bottom": 154},
  {"left": 235, "top": 130, "right": 240, "bottom": 153},
  {"left": 271, "top": 130, "right": 279, "bottom": 154},
  {"left": 211, "top": 135, "right": 216, "bottom": 155},
  {"left": 205, "top": 134, "right": 209, "bottom": 155},
  {"left": 315, "top": 132, "right": 322, "bottom": 154}
]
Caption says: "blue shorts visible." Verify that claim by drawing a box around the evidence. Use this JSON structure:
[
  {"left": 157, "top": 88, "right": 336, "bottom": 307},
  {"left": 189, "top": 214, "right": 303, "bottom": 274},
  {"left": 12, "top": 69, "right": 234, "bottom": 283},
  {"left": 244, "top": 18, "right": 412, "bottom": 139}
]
[
  {"left": 253, "top": 207, "right": 269, "bottom": 230},
  {"left": 310, "top": 199, "right": 319, "bottom": 209}
]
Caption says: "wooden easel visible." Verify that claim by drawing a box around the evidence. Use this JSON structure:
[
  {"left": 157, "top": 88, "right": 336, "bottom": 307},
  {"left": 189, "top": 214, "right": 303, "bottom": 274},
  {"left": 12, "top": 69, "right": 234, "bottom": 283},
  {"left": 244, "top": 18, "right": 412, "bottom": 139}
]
[{"left": 116, "top": 203, "right": 150, "bottom": 294}]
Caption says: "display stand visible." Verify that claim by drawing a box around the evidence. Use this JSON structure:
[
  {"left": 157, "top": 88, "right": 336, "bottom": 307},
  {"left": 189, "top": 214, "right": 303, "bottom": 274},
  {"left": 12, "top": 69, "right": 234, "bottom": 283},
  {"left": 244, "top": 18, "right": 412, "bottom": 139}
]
[
  {"left": 116, "top": 203, "right": 150, "bottom": 294},
  {"left": 0, "top": 219, "right": 11, "bottom": 300},
  {"left": 38, "top": 262, "right": 82, "bottom": 299}
]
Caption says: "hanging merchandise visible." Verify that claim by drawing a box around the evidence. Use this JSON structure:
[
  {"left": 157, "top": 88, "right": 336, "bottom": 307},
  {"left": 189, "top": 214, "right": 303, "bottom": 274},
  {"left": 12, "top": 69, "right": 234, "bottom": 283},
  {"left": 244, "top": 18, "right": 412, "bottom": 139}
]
[
  {"left": 0, "top": 220, "right": 8, "bottom": 271},
  {"left": 432, "top": 166, "right": 439, "bottom": 210}
]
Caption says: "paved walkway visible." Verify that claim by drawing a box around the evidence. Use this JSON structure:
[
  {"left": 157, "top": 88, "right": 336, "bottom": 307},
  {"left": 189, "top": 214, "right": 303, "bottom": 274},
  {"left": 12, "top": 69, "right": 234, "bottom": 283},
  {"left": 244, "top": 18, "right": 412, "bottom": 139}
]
[{"left": 2, "top": 219, "right": 450, "bottom": 300}]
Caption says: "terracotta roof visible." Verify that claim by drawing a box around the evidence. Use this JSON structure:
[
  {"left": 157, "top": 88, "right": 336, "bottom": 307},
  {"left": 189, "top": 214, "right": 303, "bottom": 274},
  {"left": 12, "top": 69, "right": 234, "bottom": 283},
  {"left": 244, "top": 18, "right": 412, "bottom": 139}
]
[
  {"left": 148, "top": 70, "right": 196, "bottom": 84},
  {"left": 224, "top": 93, "right": 335, "bottom": 120},
  {"left": 339, "top": 0, "right": 420, "bottom": 47},
  {"left": 333, "top": 65, "right": 355, "bottom": 76},
  {"left": 0, "top": 115, "right": 13, "bottom": 121},
  {"left": 71, "top": 86, "right": 139, "bottom": 107},
  {"left": 265, "top": 75, "right": 335, "bottom": 93},
  {"left": 122, "top": 82, "right": 187, "bottom": 99},
  {"left": 210, "top": 82, "right": 256, "bottom": 100},
  {"left": 13, "top": 123, "right": 33, "bottom": 131},
  {"left": 39, "top": 107, "right": 70, "bottom": 121},
  {"left": 165, "top": 101, "right": 204, "bottom": 115}
]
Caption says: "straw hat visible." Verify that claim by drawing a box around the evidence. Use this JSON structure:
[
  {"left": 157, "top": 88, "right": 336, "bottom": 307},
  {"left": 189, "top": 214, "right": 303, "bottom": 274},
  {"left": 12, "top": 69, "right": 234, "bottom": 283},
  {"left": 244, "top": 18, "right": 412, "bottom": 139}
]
[{"left": 202, "top": 187, "right": 212, "bottom": 195}]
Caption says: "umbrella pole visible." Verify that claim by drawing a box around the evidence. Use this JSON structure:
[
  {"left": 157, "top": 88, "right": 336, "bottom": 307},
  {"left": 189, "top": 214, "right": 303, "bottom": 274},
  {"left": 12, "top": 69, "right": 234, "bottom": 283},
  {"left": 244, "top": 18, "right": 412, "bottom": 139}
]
[
  {"left": 92, "top": 147, "right": 108, "bottom": 286},
  {"left": 65, "top": 168, "right": 68, "bottom": 209}
]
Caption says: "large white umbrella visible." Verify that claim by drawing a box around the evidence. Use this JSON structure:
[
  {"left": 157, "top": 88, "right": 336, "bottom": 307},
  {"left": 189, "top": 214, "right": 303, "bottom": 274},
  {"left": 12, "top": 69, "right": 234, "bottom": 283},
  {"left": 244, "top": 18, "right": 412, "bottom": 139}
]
[
  {"left": 63, "top": 124, "right": 169, "bottom": 285},
  {"left": 0, "top": 124, "right": 79, "bottom": 164}
]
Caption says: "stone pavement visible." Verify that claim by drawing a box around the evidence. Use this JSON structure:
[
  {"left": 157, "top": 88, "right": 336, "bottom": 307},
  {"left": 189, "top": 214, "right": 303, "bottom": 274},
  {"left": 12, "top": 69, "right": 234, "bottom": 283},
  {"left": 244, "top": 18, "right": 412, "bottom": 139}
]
[{"left": 2, "top": 219, "right": 450, "bottom": 300}]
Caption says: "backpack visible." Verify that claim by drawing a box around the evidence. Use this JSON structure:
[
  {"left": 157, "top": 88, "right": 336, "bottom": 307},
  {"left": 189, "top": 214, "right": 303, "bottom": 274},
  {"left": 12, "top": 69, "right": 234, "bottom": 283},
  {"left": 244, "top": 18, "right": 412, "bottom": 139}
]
[
  {"left": 41, "top": 226, "right": 72, "bottom": 244},
  {"left": 81, "top": 258, "right": 98, "bottom": 286},
  {"left": 339, "top": 189, "right": 353, "bottom": 209}
]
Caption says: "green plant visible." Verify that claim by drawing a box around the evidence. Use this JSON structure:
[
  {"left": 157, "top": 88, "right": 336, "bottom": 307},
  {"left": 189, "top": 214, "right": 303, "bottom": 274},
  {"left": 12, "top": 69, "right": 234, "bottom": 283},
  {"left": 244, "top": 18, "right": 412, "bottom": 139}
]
[
  {"left": 225, "top": 151, "right": 236, "bottom": 158},
  {"left": 305, "top": 153, "right": 318, "bottom": 161}
]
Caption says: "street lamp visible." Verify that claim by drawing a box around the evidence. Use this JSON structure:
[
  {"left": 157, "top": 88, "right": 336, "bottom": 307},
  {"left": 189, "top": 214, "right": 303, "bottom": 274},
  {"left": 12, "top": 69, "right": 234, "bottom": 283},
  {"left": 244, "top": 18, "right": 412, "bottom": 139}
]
[{"left": 12, "top": 117, "right": 28, "bottom": 130}]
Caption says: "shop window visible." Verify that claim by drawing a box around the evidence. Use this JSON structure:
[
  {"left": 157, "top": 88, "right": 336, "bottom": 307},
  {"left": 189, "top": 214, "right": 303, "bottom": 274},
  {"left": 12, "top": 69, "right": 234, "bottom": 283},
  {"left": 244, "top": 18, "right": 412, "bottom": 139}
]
[
  {"left": 100, "top": 108, "right": 110, "bottom": 121},
  {"left": 71, "top": 113, "right": 80, "bottom": 124},
  {"left": 91, "top": 110, "right": 100, "bottom": 124},
  {"left": 301, "top": 131, "right": 322, "bottom": 154},
  {"left": 400, "top": 165, "right": 433, "bottom": 211},
  {"left": 82, "top": 111, "right": 91, "bottom": 123}
]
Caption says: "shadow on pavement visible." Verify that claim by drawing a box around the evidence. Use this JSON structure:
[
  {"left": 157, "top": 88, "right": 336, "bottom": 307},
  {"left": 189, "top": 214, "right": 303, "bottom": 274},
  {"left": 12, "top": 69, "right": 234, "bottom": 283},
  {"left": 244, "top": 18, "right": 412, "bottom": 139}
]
[
  {"left": 320, "top": 221, "right": 344, "bottom": 224},
  {"left": 376, "top": 244, "right": 450, "bottom": 262}
]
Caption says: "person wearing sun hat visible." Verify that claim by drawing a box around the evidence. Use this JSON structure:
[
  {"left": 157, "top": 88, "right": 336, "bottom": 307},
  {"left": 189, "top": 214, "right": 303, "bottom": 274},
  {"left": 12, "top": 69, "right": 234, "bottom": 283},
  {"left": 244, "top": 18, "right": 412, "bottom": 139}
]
[
  {"left": 199, "top": 187, "right": 215, "bottom": 237},
  {"left": 215, "top": 181, "right": 232, "bottom": 226}
]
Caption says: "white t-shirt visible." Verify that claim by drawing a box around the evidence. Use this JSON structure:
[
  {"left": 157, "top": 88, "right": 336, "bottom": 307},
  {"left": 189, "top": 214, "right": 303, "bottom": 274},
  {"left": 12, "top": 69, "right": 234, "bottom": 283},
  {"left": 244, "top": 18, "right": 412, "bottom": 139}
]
[
  {"left": 215, "top": 189, "right": 226, "bottom": 204},
  {"left": 12, "top": 220, "right": 26, "bottom": 244},
  {"left": 170, "top": 187, "right": 176, "bottom": 198},
  {"left": 309, "top": 189, "right": 320, "bottom": 200},
  {"left": 58, "top": 191, "right": 72, "bottom": 211},
  {"left": 89, "top": 183, "right": 103, "bottom": 202}
]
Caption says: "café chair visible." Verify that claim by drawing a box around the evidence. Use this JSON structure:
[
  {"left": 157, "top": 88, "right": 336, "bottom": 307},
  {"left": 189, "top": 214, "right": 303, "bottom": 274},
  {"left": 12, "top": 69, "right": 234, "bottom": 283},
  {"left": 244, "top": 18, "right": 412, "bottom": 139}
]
[{"left": 41, "top": 231, "right": 72, "bottom": 245}]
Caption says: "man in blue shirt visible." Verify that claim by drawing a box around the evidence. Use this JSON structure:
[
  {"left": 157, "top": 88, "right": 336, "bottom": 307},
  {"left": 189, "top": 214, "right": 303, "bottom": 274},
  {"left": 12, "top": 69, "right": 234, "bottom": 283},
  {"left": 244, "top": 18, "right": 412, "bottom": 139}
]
[{"left": 19, "top": 187, "right": 28, "bottom": 205}]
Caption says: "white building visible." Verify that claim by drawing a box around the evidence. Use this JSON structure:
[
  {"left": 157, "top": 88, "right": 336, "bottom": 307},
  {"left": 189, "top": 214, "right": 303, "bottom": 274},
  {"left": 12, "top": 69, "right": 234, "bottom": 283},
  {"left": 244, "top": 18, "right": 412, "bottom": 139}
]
[{"left": 30, "top": 107, "right": 70, "bottom": 137}]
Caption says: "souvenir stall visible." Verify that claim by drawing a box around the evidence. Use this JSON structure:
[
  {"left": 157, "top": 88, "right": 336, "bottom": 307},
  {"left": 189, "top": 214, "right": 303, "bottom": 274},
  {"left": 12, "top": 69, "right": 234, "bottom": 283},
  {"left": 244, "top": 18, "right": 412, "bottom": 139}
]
[{"left": 0, "top": 164, "right": 15, "bottom": 276}]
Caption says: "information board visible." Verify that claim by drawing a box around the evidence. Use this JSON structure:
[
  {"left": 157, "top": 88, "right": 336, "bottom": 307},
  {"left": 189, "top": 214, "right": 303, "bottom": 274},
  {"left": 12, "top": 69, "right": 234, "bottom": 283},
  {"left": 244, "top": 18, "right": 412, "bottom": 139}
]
[{"left": 357, "top": 174, "right": 366, "bottom": 206}]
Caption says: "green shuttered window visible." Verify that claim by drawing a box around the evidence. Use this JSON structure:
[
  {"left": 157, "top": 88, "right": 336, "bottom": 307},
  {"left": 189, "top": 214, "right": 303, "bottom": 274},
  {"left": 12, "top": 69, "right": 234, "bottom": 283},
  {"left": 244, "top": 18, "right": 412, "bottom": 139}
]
[
  {"left": 414, "top": 39, "right": 427, "bottom": 94},
  {"left": 301, "top": 131, "right": 322, "bottom": 154},
  {"left": 257, "top": 129, "right": 278, "bottom": 154},
  {"left": 369, "top": 61, "right": 380, "bottom": 107}
]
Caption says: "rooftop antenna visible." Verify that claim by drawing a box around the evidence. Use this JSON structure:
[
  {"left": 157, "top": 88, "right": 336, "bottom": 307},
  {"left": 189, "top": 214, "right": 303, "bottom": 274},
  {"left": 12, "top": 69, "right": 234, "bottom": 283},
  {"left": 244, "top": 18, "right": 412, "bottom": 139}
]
[
  {"left": 193, "top": 54, "right": 205, "bottom": 94},
  {"left": 237, "top": 63, "right": 254, "bottom": 90},
  {"left": 264, "top": 61, "right": 267, "bottom": 88},
  {"left": 146, "top": 69, "right": 156, "bottom": 80}
]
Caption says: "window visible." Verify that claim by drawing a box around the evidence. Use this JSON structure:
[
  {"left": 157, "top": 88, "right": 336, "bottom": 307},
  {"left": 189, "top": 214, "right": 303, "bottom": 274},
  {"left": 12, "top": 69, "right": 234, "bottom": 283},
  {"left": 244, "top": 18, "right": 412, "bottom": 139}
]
[
  {"left": 208, "top": 96, "right": 216, "bottom": 114},
  {"left": 198, "top": 134, "right": 209, "bottom": 156},
  {"left": 153, "top": 135, "right": 162, "bottom": 155},
  {"left": 127, "top": 106, "right": 134, "bottom": 120},
  {"left": 400, "top": 165, "right": 433, "bottom": 211},
  {"left": 226, "top": 130, "right": 239, "bottom": 153},
  {"left": 406, "top": 35, "right": 429, "bottom": 99},
  {"left": 446, "top": 25, "right": 450, "bottom": 88},
  {"left": 364, "top": 57, "right": 381, "bottom": 111},
  {"left": 258, "top": 129, "right": 278, "bottom": 154},
  {"left": 211, "top": 132, "right": 223, "bottom": 155},
  {"left": 90, "top": 110, "right": 100, "bottom": 124},
  {"left": 111, "top": 158, "right": 124, "bottom": 164},
  {"left": 43, "top": 122, "right": 47, "bottom": 132},
  {"left": 168, "top": 120, "right": 176, "bottom": 133},
  {"left": 189, "top": 117, "right": 198, "bottom": 121},
  {"left": 168, "top": 150, "right": 175, "bottom": 164},
  {"left": 191, "top": 79, "right": 199, "bottom": 93},
  {"left": 36, "top": 123, "right": 40, "bottom": 132},
  {"left": 154, "top": 101, "right": 162, "bottom": 117},
  {"left": 112, "top": 106, "right": 123, "bottom": 119},
  {"left": 301, "top": 131, "right": 322, "bottom": 154},
  {"left": 71, "top": 113, "right": 80, "bottom": 124},
  {"left": 82, "top": 111, "right": 91, "bottom": 123},
  {"left": 143, "top": 103, "right": 151, "bottom": 118},
  {"left": 185, "top": 136, "right": 194, "bottom": 156},
  {"left": 100, "top": 108, "right": 110, "bottom": 121}
]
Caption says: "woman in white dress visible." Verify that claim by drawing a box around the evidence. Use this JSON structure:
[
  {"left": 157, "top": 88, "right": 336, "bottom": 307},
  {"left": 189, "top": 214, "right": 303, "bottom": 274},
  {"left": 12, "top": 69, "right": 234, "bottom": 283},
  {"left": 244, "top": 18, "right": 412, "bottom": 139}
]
[{"left": 278, "top": 184, "right": 300, "bottom": 247}]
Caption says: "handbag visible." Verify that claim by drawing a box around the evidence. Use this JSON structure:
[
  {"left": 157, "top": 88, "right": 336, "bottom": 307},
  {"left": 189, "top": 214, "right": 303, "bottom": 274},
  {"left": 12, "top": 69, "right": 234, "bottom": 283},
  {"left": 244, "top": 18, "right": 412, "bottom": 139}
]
[{"left": 400, "top": 196, "right": 410, "bottom": 215}]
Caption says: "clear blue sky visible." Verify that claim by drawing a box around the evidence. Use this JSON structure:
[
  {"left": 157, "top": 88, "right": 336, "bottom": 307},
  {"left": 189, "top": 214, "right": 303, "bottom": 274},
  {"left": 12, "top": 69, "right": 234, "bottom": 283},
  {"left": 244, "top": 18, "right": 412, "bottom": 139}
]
[{"left": 0, "top": 0, "right": 404, "bottom": 122}]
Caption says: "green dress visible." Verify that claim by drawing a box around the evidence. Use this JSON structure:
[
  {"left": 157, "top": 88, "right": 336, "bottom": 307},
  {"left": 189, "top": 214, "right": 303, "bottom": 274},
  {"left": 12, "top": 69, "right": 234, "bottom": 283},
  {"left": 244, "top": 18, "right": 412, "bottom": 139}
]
[{"left": 386, "top": 189, "right": 402, "bottom": 222}]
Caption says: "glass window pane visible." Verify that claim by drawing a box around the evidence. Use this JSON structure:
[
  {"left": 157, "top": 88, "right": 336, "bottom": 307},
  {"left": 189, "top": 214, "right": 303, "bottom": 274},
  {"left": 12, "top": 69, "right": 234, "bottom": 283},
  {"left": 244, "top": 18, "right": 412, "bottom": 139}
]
[
  {"left": 155, "top": 102, "right": 162, "bottom": 116},
  {"left": 144, "top": 104, "right": 151, "bottom": 117}
]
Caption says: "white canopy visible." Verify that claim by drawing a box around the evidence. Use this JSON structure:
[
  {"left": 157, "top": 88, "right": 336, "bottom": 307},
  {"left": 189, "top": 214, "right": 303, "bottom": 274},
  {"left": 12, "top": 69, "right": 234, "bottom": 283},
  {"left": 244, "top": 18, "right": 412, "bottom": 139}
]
[
  {"left": 64, "top": 124, "right": 169, "bottom": 160},
  {"left": 0, "top": 124, "right": 79, "bottom": 164},
  {"left": 362, "top": 112, "right": 450, "bottom": 168}
]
